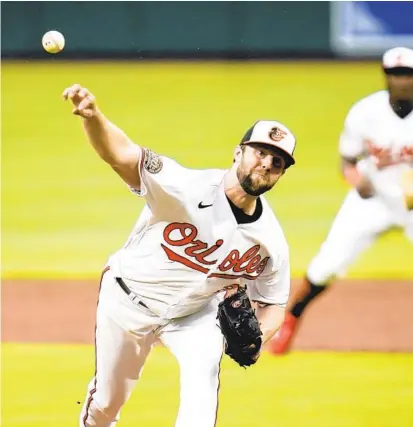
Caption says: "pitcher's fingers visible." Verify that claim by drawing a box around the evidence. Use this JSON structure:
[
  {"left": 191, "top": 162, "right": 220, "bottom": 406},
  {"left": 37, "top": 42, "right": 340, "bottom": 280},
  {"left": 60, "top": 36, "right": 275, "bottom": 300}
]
[
  {"left": 68, "top": 89, "right": 82, "bottom": 100},
  {"left": 73, "top": 107, "right": 93, "bottom": 118},
  {"left": 72, "top": 107, "right": 87, "bottom": 116},
  {"left": 63, "top": 84, "right": 81, "bottom": 100},
  {"left": 62, "top": 85, "right": 76, "bottom": 99},
  {"left": 82, "top": 109, "right": 94, "bottom": 119},
  {"left": 77, "top": 96, "right": 92, "bottom": 112},
  {"left": 67, "top": 85, "right": 83, "bottom": 100},
  {"left": 62, "top": 87, "right": 74, "bottom": 100},
  {"left": 78, "top": 88, "right": 89, "bottom": 98}
]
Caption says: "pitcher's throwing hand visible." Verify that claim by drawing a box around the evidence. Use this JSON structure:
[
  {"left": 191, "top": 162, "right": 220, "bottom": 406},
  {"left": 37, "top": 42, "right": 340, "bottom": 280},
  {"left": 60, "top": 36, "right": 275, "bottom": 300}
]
[{"left": 62, "top": 84, "right": 97, "bottom": 118}]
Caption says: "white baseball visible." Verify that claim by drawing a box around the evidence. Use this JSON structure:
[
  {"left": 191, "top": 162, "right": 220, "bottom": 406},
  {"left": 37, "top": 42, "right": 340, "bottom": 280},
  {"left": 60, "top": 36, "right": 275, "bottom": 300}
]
[{"left": 42, "top": 31, "right": 65, "bottom": 54}]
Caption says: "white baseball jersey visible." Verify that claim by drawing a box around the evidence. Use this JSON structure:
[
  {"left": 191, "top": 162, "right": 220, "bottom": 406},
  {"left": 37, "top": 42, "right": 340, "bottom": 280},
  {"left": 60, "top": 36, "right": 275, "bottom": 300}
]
[
  {"left": 339, "top": 90, "right": 413, "bottom": 217},
  {"left": 108, "top": 148, "right": 290, "bottom": 319}
]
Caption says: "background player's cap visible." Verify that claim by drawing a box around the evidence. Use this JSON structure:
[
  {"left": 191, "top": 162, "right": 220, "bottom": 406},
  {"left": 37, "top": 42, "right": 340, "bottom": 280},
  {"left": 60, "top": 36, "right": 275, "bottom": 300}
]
[
  {"left": 382, "top": 47, "right": 413, "bottom": 72},
  {"left": 240, "top": 120, "right": 296, "bottom": 166}
]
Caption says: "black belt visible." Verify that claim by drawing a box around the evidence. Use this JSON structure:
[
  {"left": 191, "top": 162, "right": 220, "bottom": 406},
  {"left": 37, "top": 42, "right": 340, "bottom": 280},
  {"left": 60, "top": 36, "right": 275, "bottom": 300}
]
[{"left": 115, "top": 277, "right": 149, "bottom": 309}]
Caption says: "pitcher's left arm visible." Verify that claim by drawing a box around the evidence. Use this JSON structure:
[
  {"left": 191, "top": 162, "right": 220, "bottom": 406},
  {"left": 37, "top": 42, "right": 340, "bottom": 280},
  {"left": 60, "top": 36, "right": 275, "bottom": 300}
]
[
  {"left": 249, "top": 248, "right": 291, "bottom": 344},
  {"left": 254, "top": 303, "right": 285, "bottom": 345}
]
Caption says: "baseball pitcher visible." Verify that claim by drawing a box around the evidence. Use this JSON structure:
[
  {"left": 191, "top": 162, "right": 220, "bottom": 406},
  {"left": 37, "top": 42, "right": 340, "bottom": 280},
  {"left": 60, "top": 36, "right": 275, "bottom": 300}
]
[
  {"left": 270, "top": 47, "right": 413, "bottom": 355},
  {"left": 63, "top": 84, "right": 296, "bottom": 427}
]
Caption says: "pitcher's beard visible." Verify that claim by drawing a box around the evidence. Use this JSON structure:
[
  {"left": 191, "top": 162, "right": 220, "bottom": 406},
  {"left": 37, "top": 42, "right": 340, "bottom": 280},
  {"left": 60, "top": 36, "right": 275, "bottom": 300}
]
[{"left": 237, "top": 170, "right": 273, "bottom": 196}]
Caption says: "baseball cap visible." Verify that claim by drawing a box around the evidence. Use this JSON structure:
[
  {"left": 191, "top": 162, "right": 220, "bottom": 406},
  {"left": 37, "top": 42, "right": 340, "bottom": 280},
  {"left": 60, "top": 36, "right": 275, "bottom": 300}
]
[
  {"left": 240, "top": 120, "right": 296, "bottom": 166},
  {"left": 382, "top": 47, "right": 413, "bottom": 73}
]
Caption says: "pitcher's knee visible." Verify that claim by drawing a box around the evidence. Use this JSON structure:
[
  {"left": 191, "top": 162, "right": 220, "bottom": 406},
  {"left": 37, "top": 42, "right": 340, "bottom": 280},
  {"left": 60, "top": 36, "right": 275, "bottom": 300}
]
[
  {"left": 81, "top": 397, "right": 121, "bottom": 427},
  {"left": 177, "top": 378, "right": 219, "bottom": 427},
  {"left": 181, "top": 361, "right": 220, "bottom": 402},
  {"left": 204, "top": 359, "right": 220, "bottom": 384}
]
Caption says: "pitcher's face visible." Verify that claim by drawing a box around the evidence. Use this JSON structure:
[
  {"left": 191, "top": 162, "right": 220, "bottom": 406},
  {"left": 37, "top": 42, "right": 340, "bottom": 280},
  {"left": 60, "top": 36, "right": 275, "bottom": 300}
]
[{"left": 235, "top": 144, "right": 286, "bottom": 196}]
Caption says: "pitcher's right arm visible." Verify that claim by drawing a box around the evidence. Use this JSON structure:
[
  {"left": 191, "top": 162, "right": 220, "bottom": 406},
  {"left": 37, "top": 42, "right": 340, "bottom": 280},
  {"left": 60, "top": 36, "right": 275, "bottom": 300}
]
[{"left": 63, "top": 84, "right": 142, "bottom": 190}]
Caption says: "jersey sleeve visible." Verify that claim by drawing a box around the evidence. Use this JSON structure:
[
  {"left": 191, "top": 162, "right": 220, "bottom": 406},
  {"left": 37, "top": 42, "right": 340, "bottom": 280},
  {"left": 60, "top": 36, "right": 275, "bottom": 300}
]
[
  {"left": 129, "top": 147, "right": 194, "bottom": 213},
  {"left": 339, "top": 102, "right": 367, "bottom": 160},
  {"left": 248, "top": 247, "right": 290, "bottom": 307}
]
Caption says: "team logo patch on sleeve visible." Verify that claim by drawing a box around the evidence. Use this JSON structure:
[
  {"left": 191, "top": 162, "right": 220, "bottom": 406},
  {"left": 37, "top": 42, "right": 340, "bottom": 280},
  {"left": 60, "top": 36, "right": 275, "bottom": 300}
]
[{"left": 144, "top": 149, "right": 163, "bottom": 174}]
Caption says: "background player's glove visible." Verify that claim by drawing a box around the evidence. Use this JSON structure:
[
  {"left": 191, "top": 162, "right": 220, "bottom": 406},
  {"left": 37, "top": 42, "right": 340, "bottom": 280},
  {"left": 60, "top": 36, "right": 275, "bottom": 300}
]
[{"left": 217, "top": 287, "right": 262, "bottom": 367}]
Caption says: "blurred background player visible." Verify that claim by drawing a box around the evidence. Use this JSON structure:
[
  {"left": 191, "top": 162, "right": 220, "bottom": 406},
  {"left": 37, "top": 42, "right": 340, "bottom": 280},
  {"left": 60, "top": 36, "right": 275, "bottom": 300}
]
[{"left": 270, "top": 46, "right": 413, "bottom": 355}]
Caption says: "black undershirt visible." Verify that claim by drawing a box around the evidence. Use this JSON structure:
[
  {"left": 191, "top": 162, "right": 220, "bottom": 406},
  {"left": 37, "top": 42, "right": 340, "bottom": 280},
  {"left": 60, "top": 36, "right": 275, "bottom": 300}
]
[{"left": 226, "top": 196, "right": 263, "bottom": 224}]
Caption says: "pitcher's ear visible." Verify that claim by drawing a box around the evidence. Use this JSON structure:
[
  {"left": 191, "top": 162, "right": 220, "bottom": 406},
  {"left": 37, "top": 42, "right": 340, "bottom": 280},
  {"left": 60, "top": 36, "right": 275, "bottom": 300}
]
[{"left": 233, "top": 145, "right": 244, "bottom": 163}]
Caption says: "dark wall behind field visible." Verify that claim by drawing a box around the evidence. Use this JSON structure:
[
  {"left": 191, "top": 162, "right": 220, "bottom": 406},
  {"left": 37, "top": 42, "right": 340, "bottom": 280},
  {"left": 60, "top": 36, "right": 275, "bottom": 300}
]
[{"left": 1, "top": 1, "right": 330, "bottom": 58}]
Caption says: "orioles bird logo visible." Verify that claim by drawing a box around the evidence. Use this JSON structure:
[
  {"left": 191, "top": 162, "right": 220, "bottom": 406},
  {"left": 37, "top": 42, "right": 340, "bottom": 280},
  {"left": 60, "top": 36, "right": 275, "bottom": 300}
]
[{"left": 269, "top": 127, "right": 287, "bottom": 142}]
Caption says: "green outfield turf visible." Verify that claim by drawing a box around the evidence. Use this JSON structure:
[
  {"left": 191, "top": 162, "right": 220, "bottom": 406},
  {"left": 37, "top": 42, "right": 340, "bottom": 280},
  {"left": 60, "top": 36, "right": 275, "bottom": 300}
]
[
  {"left": 2, "top": 61, "right": 413, "bottom": 279},
  {"left": 2, "top": 344, "right": 412, "bottom": 427}
]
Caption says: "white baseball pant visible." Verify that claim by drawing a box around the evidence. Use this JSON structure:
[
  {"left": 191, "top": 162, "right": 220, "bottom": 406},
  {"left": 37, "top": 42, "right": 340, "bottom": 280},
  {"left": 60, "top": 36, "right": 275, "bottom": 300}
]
[
  {"left": 307, "top": 189, "right": 413, "bottom": 285},
  {"left": 79, "top": 268, "right": 224, "bottom": 427}
]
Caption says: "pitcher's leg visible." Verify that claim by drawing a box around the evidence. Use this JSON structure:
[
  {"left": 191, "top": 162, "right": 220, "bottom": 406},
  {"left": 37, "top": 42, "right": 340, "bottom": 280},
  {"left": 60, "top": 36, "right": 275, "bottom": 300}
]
[
  {"left": 161, "top": 302, "right": 224, "bottom": 427},
  {"left": 80, "top": 271, "right": 156, "bottom": 427}
]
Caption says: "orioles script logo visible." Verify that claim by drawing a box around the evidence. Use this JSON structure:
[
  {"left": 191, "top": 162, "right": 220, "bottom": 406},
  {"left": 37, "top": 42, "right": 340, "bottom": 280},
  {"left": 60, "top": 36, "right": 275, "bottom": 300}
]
[{"left": 160, "top": 222, "right": 269, "bottom": 280}]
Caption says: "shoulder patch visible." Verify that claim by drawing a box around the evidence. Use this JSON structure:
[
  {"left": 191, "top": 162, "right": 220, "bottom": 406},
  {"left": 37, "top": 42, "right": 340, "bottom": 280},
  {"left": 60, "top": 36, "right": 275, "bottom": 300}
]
[{"left": 144, "top": 149, "right": 163, "bottom": 174}]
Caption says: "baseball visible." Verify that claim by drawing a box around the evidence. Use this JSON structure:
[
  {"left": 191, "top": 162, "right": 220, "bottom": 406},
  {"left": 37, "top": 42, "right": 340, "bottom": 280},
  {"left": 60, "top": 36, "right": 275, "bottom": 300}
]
[{"left": 42, "top": 31, "right": 65, "bottom": 54}]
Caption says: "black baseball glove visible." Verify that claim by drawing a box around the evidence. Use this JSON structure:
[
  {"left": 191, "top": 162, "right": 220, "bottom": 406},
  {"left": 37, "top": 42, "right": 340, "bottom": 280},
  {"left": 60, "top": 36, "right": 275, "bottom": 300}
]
[{"left": 217, "top": 287, "right": 263, "bottom": 367}]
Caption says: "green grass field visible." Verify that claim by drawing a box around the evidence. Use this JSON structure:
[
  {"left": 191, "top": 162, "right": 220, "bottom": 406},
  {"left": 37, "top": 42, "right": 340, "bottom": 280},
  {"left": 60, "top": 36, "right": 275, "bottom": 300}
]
[
  {"left": 2, "top": 344, "right": 413, "bottom": 427},
  {"left": 2, "top": 61, "right": 413, "bottom": 279}
]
